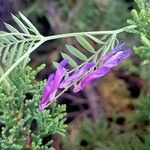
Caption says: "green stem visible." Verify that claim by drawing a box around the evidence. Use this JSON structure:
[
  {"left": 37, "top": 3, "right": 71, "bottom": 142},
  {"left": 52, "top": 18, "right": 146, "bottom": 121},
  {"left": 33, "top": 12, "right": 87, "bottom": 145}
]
[
  {"left": 44, "top": 25, "right": 137, "bottom": 41},
  {"left": 0, "top": 25, "right": 137, "bottom": 83}
]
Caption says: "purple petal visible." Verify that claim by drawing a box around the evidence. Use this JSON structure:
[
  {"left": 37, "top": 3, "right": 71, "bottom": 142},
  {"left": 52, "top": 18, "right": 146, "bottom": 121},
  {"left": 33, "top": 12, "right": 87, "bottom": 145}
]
[
  {"left": 39, "top": 60, "right": 68, "bottom": 110},
  {"left": 59, "top": 59, "right": 68, "bottom": 67},
  {"left": 119, "top": 48, "right": 132, "bottom": 59},
  {"left": 59, "top": 62, "right": 95, "bottom": 88},
  {"left": 53, "top": 59, "right": 68, "bottom": 88},
  {"left": 100, "top": 42, "right": 125, "bottom": 62},
  {"left": 47, "top": 74, "right": 55, "bottom": 85},
  {"left": 103, "top": 49, "right": 132, "bottom": 68},
  {"left": 39, "top": 74, "right": 54, "bottom": 111},
  {"left": 112, "top": 42, "right": 125, "bottom": 52},
  {"left": 73, "top": 66, "right": 111, "bottom": 93}
]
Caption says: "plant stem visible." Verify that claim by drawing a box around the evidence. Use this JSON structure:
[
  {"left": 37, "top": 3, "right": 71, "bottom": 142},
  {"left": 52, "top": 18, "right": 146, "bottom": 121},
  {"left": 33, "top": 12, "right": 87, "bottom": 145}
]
[
  {"left": 0, "top": 25, "right": 136, "bottom": 83},
  {"left": 44, "top": 25, "right": 137, "bottom": 41}
]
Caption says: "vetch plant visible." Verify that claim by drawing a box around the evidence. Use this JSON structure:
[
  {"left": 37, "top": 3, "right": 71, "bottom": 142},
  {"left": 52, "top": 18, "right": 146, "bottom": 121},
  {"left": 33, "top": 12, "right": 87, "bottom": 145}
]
[
  {"left": 1, "top": 0, "right": 149, "bottom": 147},
  {"left": 0, "top": 13, "right": 135, "bottom": 97}
]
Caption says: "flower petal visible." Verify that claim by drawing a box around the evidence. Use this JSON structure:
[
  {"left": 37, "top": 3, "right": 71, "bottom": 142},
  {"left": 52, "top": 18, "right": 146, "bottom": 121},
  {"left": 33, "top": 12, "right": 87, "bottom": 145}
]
[
  {"left": 100, "top": 42, "right": 125, "bottom": 62},
  {"left": 39, "top": 60, "right": 68, "bottom": 110},
  {"left": 103, "top": 49, "right": 132, "bottom": 68},
  {"left": 73, "top": 66, "right": 111, "bottom": 93},
  {"left": 39, "top": 74, "right": 54, "bottom": 110},
  {"left": 53, "top": 59, "right": 68, "bottom": 88},
  {"left": 73, "top": 48, "right": 132, "bottom": 93},
  {"left": 119, "top": 48, "right": 132, "bottom": 59},
  {"left": 59, "top": 62, "right": 95, "bottom": 88}
]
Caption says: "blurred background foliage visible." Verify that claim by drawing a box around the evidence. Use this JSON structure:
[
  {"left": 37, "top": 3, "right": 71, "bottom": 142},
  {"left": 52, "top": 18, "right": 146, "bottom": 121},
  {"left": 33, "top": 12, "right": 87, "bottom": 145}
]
[
  {"left": 6, "top": 0, "right": 137, "bottom": 72},
  {"left": 0, "top": 0, "right": 150, "bottom": 149},
  {"left": 11, "top": 0, "right": 133, "bottom": 32}
]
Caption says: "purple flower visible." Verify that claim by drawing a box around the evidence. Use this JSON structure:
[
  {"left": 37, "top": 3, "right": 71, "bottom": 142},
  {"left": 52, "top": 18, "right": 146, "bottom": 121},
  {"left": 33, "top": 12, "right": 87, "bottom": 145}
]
[
  {"left": 103, "top": 48, "right": 132, "bottom": 68},
  {"left": 73, "top": 46, "right": 132, "bottom": 93},
  {"left": 73, "top": 66, "right": 110, "bottom": 93},
  {"left": 100, "top": 42, "right": 125, "bottom": 62},
  {"left": 59, "top": 62, "right": 95, "bottom": 88},
  {"left": 39, "top": 60, "right": 68, "bottom": 111}
]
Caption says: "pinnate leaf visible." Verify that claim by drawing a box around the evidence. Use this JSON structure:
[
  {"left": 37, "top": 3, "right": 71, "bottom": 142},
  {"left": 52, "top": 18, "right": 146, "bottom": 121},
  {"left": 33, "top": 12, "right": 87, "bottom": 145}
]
[
  {"left": 2, "top": 45, "right": 11, "bottom": 63},
  {"left": 61, "top": 52, "right": 78, "bottom": 67},
  {"left": 85, "top": 34, "right": 105, "bottom": 44},
  {"left": 12, "top": 14, "right": 29, "bottom": 34},
  {"left": 76, "top": 35, "right": 95, "bottom": 53},
  {"left": 19, "top": 12, "right": 40, "bottom": 35},
  {"left": 4, "top": 23, "right": 25, "bottom": 39},
  {"left": 52, "top": 61, "right": 59, "bottom": 68},
  {"left": 66, "top": 45, "right": 87, "bottom": 61}
]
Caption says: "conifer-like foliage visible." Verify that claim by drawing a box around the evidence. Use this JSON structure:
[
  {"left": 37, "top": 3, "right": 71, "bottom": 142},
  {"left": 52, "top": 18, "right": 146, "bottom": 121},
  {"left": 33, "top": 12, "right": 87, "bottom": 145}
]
[
  {"left": 127, "top": 0, "right": 150, "bottom": 112},
  {"left": 63, "top": 94, "right": 150, "bottom": 150},
  {"left": 127, "top": 0, "right": 150, "bottom": 62},
  {"left": 0, "top": 65, "right": 66, "bottom": 149},
  {"left": 63, "top": 116, "right": 150, "bottom": 150}
]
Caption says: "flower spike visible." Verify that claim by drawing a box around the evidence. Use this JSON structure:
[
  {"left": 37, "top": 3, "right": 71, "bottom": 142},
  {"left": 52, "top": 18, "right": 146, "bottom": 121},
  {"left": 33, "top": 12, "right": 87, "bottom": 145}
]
[
  {"left": 59, "top": 62, "right": 95, "bottom": 88},
  {"left": 39, "top": 60, "right": 68, "bottom": 111},
  {"left": 73, "top": 45, "right": 132, "bottom": 93}
]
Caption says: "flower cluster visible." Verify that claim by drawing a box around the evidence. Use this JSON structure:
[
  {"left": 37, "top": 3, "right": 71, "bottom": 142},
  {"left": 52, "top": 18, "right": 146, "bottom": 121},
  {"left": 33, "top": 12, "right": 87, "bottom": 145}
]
[{"left": 39, "top": 43, "right": 132, "bottom": 111}]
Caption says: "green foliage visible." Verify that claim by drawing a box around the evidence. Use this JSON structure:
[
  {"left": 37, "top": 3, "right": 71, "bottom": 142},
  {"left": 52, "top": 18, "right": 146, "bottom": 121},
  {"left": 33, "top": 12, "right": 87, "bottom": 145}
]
[
  {"left": 62, "top": 1, "right": 150, "bottom": 150},
  {"left": 0, "top": 66, "right": 66, "bottom": 149},
  {"left": 0, "top": 9, "right": 129, "bottom": 84},
  {"left": 135, "top": 93, "right": 150, "bottom": 122},
  {"left": 61, "top": 52, "right": 78, "bottom": 67},
  {"left": 0, "top": 12, "right": 44, "bottom": 83},
  {"left": 102, "top": 0, "right": 131, "bottom": 30},
  {"left": 60, "top": 33, "right": 119, "bottom": 70},
  {"left": 61, "top": 0, "right": 131, "bottom": 31},
  {"left": 0, "top": 12, "right": 41, "bottom": 66},
  {"left": 19, "top": 0, "right": 131, "bottom": 32},
  {"left": 71, "top": 0, "right": 102, "bottom": 31},
  {"left": 63, "top": 117, "right": 150, "bottom": 150},
  {"left": 75, "top": 36, "right": 95, "bottom": 53},
  {"left": 127, "top": 0, "right": 150, "bottom": 61},
  {"left": 63, "top": 97, "right": 150, "bottom": 150},
  {"left": 122, "top": 59, "right": 139, "bottom": 75},
  {"left": 66, "top": 45, "right": 87, "bottom": 61},
  {"left": 0, "top": 1, "right": 149, "bottom": 149}
]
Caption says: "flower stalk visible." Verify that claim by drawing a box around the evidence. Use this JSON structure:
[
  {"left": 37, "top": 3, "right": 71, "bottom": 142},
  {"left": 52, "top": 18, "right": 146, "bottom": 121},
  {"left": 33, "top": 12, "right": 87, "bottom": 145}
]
[{"left": 44, "top": 25, "right": 137, "bottom": 41}]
